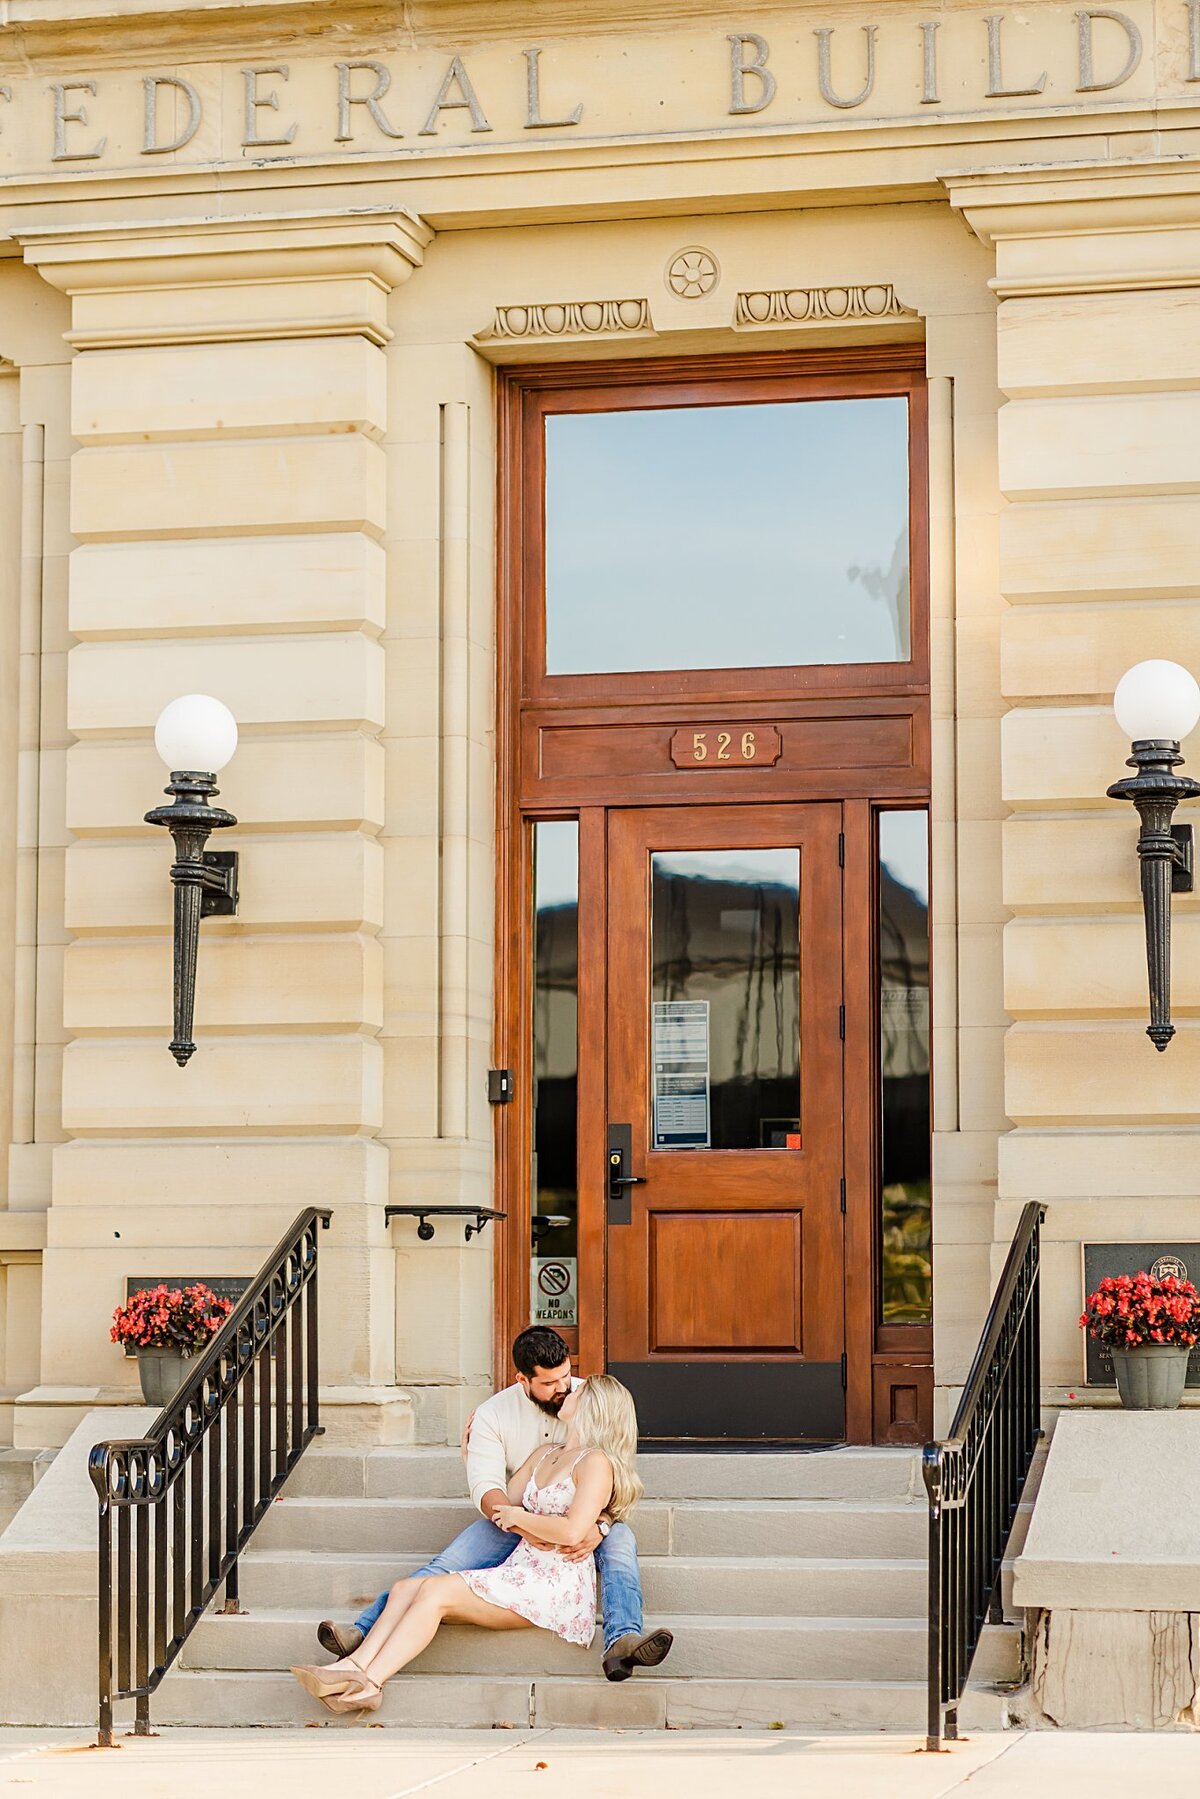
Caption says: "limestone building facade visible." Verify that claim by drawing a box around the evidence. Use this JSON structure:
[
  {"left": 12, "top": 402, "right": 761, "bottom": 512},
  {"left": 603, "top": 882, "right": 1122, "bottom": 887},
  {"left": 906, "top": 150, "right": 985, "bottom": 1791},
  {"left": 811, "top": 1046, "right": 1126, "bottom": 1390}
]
[{"left": 1, "top": 0, "right": 1199, "bottom": 1463}]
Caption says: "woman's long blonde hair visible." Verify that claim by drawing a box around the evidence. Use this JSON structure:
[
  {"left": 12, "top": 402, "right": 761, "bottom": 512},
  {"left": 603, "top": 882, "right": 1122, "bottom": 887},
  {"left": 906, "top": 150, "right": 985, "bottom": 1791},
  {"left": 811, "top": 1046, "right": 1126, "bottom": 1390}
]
[{"left": 573, "top": 1375, "right": 643, "bottom": 1522}]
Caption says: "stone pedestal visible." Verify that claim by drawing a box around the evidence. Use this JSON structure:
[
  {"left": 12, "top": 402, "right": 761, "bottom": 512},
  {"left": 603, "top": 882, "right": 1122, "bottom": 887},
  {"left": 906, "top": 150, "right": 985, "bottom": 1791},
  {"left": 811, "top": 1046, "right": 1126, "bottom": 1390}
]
[{"left": 1014, "top": 1410, "right": 1200, "bottom": 1728}]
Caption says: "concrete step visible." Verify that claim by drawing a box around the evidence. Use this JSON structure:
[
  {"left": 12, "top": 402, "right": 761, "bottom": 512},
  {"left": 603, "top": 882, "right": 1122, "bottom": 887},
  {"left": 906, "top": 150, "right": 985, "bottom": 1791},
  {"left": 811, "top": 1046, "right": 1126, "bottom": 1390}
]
[
  {"left": 154, "top": 1667, "right": 1013, "bottom": 1731},
  {"left": 284, "top": 1447, "right": 921, "bottom": 1505},
  {"left": 236, "top": 1550, "right": 928, "bottom": 1618},
  {"left": 256, "top": 1497, "right": 927, "bottom": 1560},
  {"left": 180, "top": 1608, "right": 1020, "bottom": 1684}
]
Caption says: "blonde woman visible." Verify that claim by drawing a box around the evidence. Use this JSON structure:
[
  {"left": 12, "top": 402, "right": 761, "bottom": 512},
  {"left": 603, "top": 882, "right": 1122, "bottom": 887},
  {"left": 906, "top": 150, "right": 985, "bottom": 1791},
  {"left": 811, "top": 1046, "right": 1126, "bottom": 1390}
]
[{"left": 291, "top": 1374, "right": 646, "bottom": 1714}]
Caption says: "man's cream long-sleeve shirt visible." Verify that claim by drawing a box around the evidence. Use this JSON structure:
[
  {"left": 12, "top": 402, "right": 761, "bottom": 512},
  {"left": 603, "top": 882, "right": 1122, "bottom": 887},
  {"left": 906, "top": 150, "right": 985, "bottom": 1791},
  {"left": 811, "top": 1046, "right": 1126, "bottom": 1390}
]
[{"left": 466, "top": 1378, "right": 580, "bottom": 1513}]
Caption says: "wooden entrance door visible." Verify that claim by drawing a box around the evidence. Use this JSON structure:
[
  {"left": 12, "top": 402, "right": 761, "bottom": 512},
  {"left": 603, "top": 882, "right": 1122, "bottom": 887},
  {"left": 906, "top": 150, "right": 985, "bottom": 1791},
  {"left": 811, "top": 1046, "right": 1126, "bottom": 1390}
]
[{"left": 605, "top": 802, "right": 845, "bottom": 1443}]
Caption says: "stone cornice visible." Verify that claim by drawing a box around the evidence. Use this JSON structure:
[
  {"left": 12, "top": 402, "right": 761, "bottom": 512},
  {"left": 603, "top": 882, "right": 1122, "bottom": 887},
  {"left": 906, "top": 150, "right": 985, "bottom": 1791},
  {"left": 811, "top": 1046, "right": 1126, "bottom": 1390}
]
[
  {"left": 944, "top": 157, "right": 1200, "bottom": 295},
  {"left": 16, "top": 205, "right": 432, "bottom": 345},
  {"left": 16, "top": 204, "right": 432, "bottom": 286}
]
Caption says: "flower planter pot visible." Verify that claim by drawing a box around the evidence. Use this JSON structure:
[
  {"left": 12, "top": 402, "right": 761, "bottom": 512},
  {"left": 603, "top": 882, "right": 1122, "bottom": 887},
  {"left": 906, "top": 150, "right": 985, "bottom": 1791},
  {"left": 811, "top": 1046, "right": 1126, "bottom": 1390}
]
[
  {"left": 1109, "top": 1343, "right": 1191, "bottom": 1411},
  {"left": 136, "top": 1348, "right": 192, "bottom": 1409}
]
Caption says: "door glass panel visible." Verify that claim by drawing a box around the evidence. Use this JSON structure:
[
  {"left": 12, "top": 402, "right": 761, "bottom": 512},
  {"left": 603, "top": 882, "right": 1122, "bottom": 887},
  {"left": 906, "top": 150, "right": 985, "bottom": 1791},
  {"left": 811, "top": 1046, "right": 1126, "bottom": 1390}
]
[
  {"left": 531, "top": 822, "right": 578, "bottom": 1328},
  {"left": 650, "top": 849, "right": 801, "bottom": 1150},
  {"left": 878, "top": 810, "right": 931, "bottom": 1324},
  {"left": 545, "top": 397, "right": 909, "bottom": 675}
]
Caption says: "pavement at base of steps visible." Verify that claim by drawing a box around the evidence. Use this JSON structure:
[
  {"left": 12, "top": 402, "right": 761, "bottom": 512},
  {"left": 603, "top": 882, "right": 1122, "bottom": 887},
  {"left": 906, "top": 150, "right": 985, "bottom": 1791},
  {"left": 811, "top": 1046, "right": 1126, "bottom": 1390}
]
[{"left": 1, "top": 1729, "right": 1199, "bottom": 1797}]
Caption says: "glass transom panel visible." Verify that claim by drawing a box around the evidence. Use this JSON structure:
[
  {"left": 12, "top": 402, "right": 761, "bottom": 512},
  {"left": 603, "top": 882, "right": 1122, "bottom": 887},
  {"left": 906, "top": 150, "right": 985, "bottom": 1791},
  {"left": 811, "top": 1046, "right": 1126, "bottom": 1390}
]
[{"left": 544, "top": 397, "right": 910, "bottom": 676}]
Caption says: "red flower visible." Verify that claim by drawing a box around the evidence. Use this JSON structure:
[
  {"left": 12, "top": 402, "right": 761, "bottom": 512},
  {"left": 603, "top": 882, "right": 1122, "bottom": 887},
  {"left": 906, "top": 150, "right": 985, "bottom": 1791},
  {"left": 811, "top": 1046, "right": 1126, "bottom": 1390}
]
[
  {"left": 111, "top": 1280, "right": 233, "bottom": 1354},
  {"left": 1081, "top": 1271, "right": 1200, "bottom": 1351}
]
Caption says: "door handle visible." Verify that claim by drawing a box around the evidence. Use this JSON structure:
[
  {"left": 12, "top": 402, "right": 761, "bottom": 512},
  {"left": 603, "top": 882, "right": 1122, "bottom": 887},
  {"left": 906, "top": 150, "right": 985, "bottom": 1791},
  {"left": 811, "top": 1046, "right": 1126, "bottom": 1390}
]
[
  {"left": 607, "top": 1123, "right": 644, "bottom": 1225},
  {"left": 609, "top": 1155, "right": 646, "bottom": 1196}
]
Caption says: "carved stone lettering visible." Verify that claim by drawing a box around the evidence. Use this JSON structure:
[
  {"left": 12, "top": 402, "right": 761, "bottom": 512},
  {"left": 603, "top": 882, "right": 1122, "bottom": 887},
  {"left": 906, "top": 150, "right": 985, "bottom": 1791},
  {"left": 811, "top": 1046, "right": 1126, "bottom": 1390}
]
[
  {"left": 419, "top": 57, "right": 493, "bottom": 135},
  {"left": 335, "top": 60, "right": 403, "bottom": 141},
  {"left": 985, "top": 14, "right": 1048, "bottom": 97},
  {"left": 51, "top": 81, "right": 107, "bottom": 162},
  {"left": 142, "top": 75, "right": 202, "bottom": 155},
  {"left": 920, "top": 21, "right": 941, "bottom": 104},
  {"left": 1076, "top": 9, "right": 1142, "bottom": 92},
  {"left": 814, "top": 26, "right": 878, "bottom": 109},
  {"left": 524, "top": 48, "right": 583, "bottom": 128},
  {"left": 8, "top": 13, "right": 1200, "bottom": 178},
  {"left": 242, "top": 65, "right": 297, "bottom": 148},
  {"left": 728, "top": 33, "right": 776, "bottom": 114}
]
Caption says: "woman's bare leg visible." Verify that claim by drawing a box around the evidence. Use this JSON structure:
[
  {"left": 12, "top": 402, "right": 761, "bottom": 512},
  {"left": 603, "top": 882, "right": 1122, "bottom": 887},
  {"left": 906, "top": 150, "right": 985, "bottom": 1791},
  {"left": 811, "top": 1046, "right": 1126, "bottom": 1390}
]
[
  {"left": 354, "top": 1573, "right": 528, "bottom": 1687},
  {"left": 326, "top": 1576, "right": 428, "bottom": 1672}
]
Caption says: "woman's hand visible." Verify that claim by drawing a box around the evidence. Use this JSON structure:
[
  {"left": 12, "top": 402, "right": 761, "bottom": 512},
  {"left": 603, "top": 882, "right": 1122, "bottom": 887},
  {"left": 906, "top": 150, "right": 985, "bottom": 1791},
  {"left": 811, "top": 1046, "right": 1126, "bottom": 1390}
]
[{"left": 492, "top": 1503, "right": 528, "bottom": 1534}]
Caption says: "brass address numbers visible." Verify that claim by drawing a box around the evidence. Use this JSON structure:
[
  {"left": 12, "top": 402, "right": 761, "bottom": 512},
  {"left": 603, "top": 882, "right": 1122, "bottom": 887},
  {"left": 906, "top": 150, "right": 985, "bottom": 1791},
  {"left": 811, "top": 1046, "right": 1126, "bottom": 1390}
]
[{"left": 669, "top": 725, "right": 783, "bottom": 769}]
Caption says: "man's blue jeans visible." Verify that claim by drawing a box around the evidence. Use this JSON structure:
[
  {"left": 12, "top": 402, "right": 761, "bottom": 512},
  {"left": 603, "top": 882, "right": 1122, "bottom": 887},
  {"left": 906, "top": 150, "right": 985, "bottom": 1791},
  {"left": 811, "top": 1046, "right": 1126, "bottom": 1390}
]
[{"left": 352, "top": 1516, "right": 643, "bottom": 1654}]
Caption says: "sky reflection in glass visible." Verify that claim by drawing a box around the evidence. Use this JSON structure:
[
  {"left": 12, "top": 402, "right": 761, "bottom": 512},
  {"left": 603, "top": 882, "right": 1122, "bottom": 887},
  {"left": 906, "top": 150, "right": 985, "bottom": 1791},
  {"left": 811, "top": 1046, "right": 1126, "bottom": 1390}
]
[{"left": 545, "top": 397, "right": 909, "bottom": 675}]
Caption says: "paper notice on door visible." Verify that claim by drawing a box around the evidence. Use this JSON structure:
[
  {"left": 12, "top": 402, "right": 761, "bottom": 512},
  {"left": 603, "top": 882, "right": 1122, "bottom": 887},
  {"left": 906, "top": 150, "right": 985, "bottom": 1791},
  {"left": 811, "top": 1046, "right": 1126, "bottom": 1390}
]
[{"left": 652, "top": 999, "right": 711, "bottom": 1149}]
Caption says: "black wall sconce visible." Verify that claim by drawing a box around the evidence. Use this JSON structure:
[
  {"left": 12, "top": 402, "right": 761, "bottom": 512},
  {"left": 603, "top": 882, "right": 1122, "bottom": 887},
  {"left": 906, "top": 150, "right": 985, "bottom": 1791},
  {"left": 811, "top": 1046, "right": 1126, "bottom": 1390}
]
[
  {"left": 145, "top": 695, "right": 240, "bottom": 1067},
  {"left": 1107, "top": 660, "right": 1200, "bottom": 1051}
]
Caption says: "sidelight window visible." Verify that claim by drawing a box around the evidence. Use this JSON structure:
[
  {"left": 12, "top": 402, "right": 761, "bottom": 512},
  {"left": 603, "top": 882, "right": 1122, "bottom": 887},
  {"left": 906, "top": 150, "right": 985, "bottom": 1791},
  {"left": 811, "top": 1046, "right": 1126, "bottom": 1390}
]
[
  {"left": 530, "top": 821, "right": 579, "bottom": 1328},
  {"left": 877, "top": 809, "right": 931, "bottom": 1324}
]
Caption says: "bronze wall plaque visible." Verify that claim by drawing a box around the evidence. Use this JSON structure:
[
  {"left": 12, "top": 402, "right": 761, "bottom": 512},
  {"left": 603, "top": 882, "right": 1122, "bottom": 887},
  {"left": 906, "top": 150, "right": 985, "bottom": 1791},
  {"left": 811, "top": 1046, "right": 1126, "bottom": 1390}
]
[{"left": 669, "top": 725, "right": 782, "bottom": 769}]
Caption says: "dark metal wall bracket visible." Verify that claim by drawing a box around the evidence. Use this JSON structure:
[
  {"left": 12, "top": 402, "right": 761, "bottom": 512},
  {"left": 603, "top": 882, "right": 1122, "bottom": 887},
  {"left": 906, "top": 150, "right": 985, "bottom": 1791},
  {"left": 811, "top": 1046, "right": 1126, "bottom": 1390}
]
[
  {"left": 198, "top": 849, "right": 240, "bottom": 916},
  {"left": 385, "top": 1205, "right": 507, "bottom": 1243}
]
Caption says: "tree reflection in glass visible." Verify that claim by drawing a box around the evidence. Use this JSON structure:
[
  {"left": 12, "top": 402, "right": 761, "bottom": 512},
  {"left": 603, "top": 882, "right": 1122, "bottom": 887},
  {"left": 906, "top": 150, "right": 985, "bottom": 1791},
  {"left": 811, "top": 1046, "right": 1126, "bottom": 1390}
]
[
  {"left": 531, "top": 822, "right": 579, "bottom": 1326},
  {"left": 878, "top": 811, "right": 931, "bottom": 1324},
  {"left": 650, "top": 849, "right": 801, "bottom": 1151}
]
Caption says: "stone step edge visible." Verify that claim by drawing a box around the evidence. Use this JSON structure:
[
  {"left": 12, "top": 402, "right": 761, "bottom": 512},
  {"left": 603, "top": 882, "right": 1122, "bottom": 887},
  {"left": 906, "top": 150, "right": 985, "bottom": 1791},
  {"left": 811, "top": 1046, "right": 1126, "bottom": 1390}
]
[
  {"left": 241, "top": 1550, "right": 928, "bottom": 1569},
  {"left": 166, "top": 1669, "right": 1006, "bottom": 1692},
  {"left": 265, "top": 1497, "right": 926, "bottom": 1512},
  {"left": 149, "top": 1669, "right": 1017, "bottom": 1730},
  {"left": 192, "top": 1608, "right": 1016, "bottom": 1632}
]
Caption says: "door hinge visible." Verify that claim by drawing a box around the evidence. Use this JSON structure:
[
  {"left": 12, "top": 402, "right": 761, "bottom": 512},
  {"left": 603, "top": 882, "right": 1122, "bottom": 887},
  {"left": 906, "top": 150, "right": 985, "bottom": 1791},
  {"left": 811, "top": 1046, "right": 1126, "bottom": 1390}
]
[
  {"left": 488, "top": 1069, "right": 513, "bottom": 1105},
  {"left": 840, "top": 1352, "right": 848, "bottom": 1390},
  {"left": 840, "top": 1176, "right": 846, "bottom": 1215},
  {"left": 838, "top": 831, "right": 845, "bottom": 868},
  {"left": 838, "top": 1004, "right": 845, "bottom": 1041}
]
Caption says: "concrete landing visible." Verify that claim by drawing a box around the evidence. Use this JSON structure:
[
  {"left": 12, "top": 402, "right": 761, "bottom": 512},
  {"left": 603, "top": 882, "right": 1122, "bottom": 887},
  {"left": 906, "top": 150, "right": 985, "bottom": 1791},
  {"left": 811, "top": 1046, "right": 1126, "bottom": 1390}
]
[{"left": 2, "top": 1729, "right": 1200, "bottom": 1799}]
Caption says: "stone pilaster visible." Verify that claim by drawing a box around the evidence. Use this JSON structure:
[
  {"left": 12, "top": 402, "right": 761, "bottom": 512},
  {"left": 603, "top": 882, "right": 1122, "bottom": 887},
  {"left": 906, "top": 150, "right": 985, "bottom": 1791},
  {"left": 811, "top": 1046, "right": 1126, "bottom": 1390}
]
[
  {"left": 15, "top": 208, "right": 431, "bottom": 1447},
  {"left": 950, "top": 162, "right": 1200, "bottom": 1403}
]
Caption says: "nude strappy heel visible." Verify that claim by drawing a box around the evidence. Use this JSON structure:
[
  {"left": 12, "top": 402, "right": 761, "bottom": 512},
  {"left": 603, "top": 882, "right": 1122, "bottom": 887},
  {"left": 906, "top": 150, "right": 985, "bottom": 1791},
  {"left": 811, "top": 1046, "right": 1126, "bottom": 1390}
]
[
  {"left": 289, "top": 1658, "right": 367, "bottom": 1704},
  {"left": 325, "top": 1672, "right": 382, "bottom": 1715}
]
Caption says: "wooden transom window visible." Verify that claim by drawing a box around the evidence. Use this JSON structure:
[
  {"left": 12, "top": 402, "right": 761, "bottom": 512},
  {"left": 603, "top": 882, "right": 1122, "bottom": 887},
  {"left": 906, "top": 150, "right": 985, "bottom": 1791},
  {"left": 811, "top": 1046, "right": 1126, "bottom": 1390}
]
[{"left": 514, "top": 355, "right": 929, "bottom": 704}]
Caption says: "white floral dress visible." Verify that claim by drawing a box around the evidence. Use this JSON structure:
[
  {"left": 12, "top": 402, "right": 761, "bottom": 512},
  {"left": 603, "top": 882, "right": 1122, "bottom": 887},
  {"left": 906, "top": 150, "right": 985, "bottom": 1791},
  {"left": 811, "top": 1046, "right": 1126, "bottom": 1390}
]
[{"left": 458, "top": 1450, "right": 597, "bottom": 1647}]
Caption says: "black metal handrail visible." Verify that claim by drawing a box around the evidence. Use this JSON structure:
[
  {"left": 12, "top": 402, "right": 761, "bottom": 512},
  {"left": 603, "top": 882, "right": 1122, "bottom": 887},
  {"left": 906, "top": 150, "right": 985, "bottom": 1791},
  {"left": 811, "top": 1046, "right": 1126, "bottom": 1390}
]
[
  {"left": 922, "top": 1201, "right": 1044, "bottom": 1751},
  {"left": 89, "top": 1207, "right": 332, "bottom": 1745}
]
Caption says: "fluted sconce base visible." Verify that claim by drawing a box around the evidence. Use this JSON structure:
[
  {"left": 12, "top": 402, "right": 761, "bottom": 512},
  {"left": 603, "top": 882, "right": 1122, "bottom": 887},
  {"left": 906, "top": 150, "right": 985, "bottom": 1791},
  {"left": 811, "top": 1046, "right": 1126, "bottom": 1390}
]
[
  {"left": 1107, "top": 740, "right": 1200, "bottom": 1052},
  {"left": 146, "top": 771, "right": 239, "bottom": 1067}
]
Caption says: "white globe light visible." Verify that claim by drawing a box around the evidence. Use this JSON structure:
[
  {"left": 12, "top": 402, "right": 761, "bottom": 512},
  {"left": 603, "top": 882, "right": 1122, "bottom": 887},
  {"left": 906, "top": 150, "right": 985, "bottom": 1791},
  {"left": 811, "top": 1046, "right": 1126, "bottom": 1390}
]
[
  {"left": 1113, "top": 660, "right": 1200, "bottom": 745},
  {"left": 153, "top": 695, "right": 238, "bottom": 774}
]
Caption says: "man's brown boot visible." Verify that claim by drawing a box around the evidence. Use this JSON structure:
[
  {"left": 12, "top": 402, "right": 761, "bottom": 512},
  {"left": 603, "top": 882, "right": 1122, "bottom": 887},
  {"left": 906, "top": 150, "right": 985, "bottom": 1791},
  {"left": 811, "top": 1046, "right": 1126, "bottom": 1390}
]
[
  {"left": 602, "top": 1627, "right": 674, "bottom": 1682},
  {"left": 317, "top": 1620, "right": 364, "bottom": 1658}
]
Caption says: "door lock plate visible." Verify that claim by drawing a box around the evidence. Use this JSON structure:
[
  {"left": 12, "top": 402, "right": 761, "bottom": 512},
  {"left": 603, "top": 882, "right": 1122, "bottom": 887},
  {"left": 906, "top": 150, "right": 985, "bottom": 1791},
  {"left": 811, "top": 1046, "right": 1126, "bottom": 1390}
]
[{"left": 607, "top": 1123, "right": 644, "bottom": 1225}]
